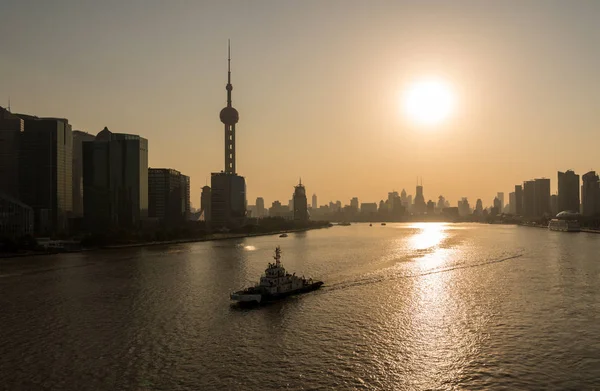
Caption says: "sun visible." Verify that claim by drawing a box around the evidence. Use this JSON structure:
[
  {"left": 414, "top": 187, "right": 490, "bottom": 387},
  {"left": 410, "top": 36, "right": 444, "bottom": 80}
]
[{"left": 402, "top": 78, "right": 455, "bottom": 126}]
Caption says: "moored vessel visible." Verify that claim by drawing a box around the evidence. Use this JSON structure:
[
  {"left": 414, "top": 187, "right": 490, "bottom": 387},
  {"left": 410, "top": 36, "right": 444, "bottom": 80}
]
[
  {"left": 230, "top": 247, "right": 323, "bottom": 304},
  {"left": 548, "top": 219, "right": 580, "bottom": 232}
]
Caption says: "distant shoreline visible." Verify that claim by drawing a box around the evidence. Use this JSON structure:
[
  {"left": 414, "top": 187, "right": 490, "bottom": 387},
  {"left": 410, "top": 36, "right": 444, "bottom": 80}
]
[{"left": 0, "top": 226, "right": 330, "bottom": 260}]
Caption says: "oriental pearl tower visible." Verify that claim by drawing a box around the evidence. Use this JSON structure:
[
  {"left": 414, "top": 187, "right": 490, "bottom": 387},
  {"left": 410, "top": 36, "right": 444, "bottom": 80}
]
[{"left": 220, "top": 40, "right": 239, "bottom": 174}]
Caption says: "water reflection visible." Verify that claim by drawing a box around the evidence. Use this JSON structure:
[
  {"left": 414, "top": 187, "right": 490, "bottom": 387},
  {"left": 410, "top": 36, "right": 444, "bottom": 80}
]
[{"left": 409, "top": 223, "right": 450, "bottom": 269}]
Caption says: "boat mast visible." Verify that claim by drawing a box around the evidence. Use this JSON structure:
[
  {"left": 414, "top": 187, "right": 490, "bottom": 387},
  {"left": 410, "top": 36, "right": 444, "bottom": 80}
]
[{"left": 274, "top": 246, "right": 281, "bottom": 267}]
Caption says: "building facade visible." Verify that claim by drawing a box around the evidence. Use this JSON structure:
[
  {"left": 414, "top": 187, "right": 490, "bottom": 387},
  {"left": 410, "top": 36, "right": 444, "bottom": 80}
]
[
  {"left": 148, "top": 168, "right": 190, "bottom": 226},
  {"left": 293, "top": 179, "right": 308, "bottom": 221},
  {"left": 0, "top": 107, "right": 23, "bottom": 199},
  {"left": 256, "top": 197, "right": 265, "bottom": 218},
  {"left": 523, "top": 181, "right": 535, "bottom": 217},
  {"left": 534, "top": 178, "right": 551, "bottom": 217},
  {"left": 72, "top": 131, "right": 96, "bottom": 217},
  {"left": 0, "top": 192, "right": 34, "bottom": 237},
  {"left": 210, "top": 172, "right": 246, "bottom": 227},
  {"left": 557, "top": 170, "right": 580, "bottom": 213},
  {"left": 18, "top": 115, "right": 73, "bottom": 235},
  {"left": 582, "top": 171, "right": 600, "bottom": 216},
  {"left": 514, "top": 185, "right": 523, "bottom": 215},
  {"left": 200, "top": 185, "right": 211, "bottom": 222},
  {"left": 82, "top": 128, "right": 148, "bottom": 232}
]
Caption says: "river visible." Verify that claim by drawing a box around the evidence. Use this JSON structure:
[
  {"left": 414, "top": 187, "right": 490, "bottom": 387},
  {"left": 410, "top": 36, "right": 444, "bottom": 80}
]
[{"left": 1, "top": 223, "right": 599, "bottom": 390}]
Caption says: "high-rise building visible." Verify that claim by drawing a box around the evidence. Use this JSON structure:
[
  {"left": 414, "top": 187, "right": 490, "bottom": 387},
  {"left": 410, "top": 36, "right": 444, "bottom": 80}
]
[
  {"left": 550, "top": 194, "right": 559, "bottom": 216},
  {"left": 200, "top": 186, "right": 211, "bottom": 221},
  {"left": 515, "top": 185, "right": 523, "bottom": 215},
  {"left": 458, "top": 197, "right": 470, "bottom": 217},
  {"left": 350, "top": 197, "right": 359, "bottom": 211},
  {"left": 509, "top": 192, "right": 516, "bottom": 214},
  {"left": 0, "top": 107, "right": 23, "bottom": 199},
  {"left": 523, "top": 181, "right": 535, "bottom": 217},
  {"left": 0, "top": 192, "right": 34, "bottom": 236},
  {"left": 311, "top": 194, "right": 317, "bottom": 210},
  {"left": 72, "top": 131, "right": 96, "bottom": 217},
  {"left": 82, "top": 127, "right": 148, "bottom": 232},
  {"left": 211, "top": 42, "right": 246, "bottom": 228},
  {"left": 475, "top": 199, "right": 483, "bottom": 215},
  {"left": 582, "top": 171, "right": 600, "bottom": 216},
  {"left": 148, "top": 168, "right": 190, "bottom": 226},
  {"left": 360, "top": 202, "right": 378, "bottom": 214},
  {"left": 557, "top": 170, "right": 580, "bottom": 213},
  {"left": 413, "top": 185, "right": 426, "bottom": 214},
  {"left": 18, "top": 114, "right": 73, "bottom": 234},
  {"left": 496, "top": 192, "right": 505, "bottom": 212},
  {"left": 534, "top": 178, "right": 551, "bottom": 217},
  {"left": 256, "top": 197, "right": 265, "bottom": 218},
  {"left": 293, "top": 179, "right": 308, "bottom": 221}
]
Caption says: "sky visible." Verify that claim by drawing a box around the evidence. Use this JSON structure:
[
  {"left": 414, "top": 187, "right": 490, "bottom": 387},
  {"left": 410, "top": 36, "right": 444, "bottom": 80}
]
[{"left": 1, "top": 0, "right": 599, "bottom": 208}]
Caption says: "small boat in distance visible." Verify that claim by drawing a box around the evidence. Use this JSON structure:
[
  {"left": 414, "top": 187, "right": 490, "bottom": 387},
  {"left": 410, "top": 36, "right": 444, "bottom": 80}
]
[
  {"left": 381, "top": 222, "right": 386, "bottom": 226},
  {"left": 230, "top": 247, "right": 323, "bottom": 305},
  {"left": 279, "top": 233, "right": 288, "bottom": 238},
  {"left": 338, "top": 222, "right": 351, "bottom": 226},
  {"left": 369, "top": 223, "right": 372, "bottom": 226}
]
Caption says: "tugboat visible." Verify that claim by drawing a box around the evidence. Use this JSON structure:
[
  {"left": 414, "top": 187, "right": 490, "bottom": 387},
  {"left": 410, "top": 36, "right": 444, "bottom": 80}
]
[{"left": 230, "top": 247, "right": 323, "bottom": 305}]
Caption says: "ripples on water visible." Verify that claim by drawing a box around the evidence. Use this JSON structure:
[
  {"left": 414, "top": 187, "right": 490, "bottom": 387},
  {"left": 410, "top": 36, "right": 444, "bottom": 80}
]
[{"left": 1, "top": 223, "right": 599, "bottom": 390}]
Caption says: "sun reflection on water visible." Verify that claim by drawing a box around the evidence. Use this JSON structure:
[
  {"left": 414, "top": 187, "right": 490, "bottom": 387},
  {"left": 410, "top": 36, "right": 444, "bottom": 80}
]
[{"left": 409, "top": 223, "right": 450, "bottom": 268}]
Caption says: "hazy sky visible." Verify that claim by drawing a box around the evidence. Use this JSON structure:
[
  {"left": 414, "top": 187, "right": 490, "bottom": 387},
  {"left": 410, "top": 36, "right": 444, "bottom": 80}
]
[{"left": 1, "top": 0, "right": 599, "bottom": 208}]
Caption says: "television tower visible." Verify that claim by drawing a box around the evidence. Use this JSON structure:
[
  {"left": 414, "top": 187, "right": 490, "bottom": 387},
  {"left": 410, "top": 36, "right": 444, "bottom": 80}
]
[{"left": 219, "top": 40, "right": 239, "bottom": 174}]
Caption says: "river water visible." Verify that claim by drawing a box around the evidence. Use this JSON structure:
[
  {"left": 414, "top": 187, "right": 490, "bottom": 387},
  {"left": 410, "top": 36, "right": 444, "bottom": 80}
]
[{"left": 1, "top": 223, "right": 599, "bottom": 390}]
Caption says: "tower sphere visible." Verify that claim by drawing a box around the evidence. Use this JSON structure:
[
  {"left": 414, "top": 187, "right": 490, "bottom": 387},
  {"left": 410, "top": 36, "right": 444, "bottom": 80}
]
[{"left": 220, "top": 107, "right": 239, "bottom": 125}]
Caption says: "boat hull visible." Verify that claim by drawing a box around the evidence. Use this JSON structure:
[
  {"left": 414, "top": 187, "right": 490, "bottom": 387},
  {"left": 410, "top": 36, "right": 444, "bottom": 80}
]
[{"left": 230, "top": 281, "right": 323, "bottom": 305}]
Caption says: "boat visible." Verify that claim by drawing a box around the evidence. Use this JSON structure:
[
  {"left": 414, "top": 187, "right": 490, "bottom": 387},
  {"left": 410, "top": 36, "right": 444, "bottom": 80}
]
[
  {"left": 279, "top": 233, "right": 288, "bottom": 238},
  {"left": 230, "top": 247, "right": 323, "bottom": 304},
  {"left": 338, "top": 222, "right": 351, "bottom": 226},
  {"left": 548, "top": 219, "right": 580, "bottom": 232},
  {"left": 381, "top": 222, "right": 386, "bottom": 226},
  {"left": 369, "top": 223, "right": 372, "bottom": 226}
]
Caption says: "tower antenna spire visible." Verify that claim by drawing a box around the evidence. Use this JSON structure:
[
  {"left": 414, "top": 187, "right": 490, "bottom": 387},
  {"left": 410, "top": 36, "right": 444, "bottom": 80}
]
[{"left": 7, "top": 96, "right": 10, "bottom": 112}]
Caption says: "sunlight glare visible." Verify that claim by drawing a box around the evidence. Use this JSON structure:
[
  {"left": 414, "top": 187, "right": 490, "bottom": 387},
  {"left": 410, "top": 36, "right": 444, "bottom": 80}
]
[{"left": 402, "top": 79, "right": 455, "bottom": 126}]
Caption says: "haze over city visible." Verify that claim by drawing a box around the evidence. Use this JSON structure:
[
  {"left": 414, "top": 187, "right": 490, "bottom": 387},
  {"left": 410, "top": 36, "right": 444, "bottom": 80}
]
[{"left": 1, "top": 0, "right": 599, "bottom": 207}]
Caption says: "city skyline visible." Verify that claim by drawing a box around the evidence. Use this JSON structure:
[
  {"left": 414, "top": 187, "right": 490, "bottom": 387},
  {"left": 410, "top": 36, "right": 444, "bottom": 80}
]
[{"left": 1, "top": 1, "right": 600, "bottom": 205}]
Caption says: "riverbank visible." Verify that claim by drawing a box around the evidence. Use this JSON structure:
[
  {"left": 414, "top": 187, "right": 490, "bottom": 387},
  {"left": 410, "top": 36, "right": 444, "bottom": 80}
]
[{"left": 0, "top": 225, "right": 330, "bottom": 259}]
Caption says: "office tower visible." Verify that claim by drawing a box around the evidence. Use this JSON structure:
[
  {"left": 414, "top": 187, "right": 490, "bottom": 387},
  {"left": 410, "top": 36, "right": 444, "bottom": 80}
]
[
  {"left": 509, "top": 192, "right": 516, "bottom": 214},
  {"left": 256, "top": 197, "right": 265, "bottom": 218},
  {"left": 400, "top": 189, "right": 408, "bottom": 207},
  {"left": 293, "top": 179, "right": 308, "bottom": 221},
  {"left": 515, "top": 185, "right": 523, "bottom": 215},
  {"left": 437, "top": 196, "right": 446, "bottom": 210},
  {"left": 350, "top": 197, "right": 359, "bottom": 211},
  {"left": 550, "top": 194, "right": 558, "bottom": 216},
  {"left": 582, "top": 171, "right": 600, "bottom": 216},
  {"left": 269, "top": 200, "right": 288, "bottom": 218},
  {"left": 360, "top": 202, "right": 378, "bottom": 214},
  {"left": 414, "top": 184, "right": 426, "bottom": 214},
  {"left": 523, "top": 181, "right": 535, "bottom": 217},
  {"left": 18, "top": 114, "right": 73, "bottom": 234},
  {"left": 534, "top": 178, "right": 551, "bottom": 217},
  {"left": 200, "top": 186, "right": 212, "bottom": 221},
  {"left": 557, "top": 170, "right": 580, "bottom": 213},
  {"left": 497, "top": 192, "right": 505, "bottom": 212},
  {"left": 458, "top": 197, "right": 470, "bottom": 217},
  {"left": 82, "top": 127, "right": 148, "bottom": 232},
  {"left": 148, "top": 168, "right": 190, "bottom": 226},
  {"left": 72, "top": 131, "right": 96, "bottom": 217},
  {"left": 492, "top": 197, "right": 501, "bottom": 215},
  {"left": 0, "top": 107, "right": 23, "bottom": 198},
  {"left": 387, "top": 191, "right": 399, "bottom": 212},
  {"left": 312, "top": 194, "right": 317, "bottom": 210},
  {"left": 211, "top": 42, "right": 246, "bottom": 228},
  {"left": 475, "top": 199, "right": 483, "bottom": 215}
]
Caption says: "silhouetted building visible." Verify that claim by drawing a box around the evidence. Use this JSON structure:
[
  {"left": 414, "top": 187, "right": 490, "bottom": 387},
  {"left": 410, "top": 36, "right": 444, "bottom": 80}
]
[
  {"left": 72, "top": 131, "right": 95, "bottom": 217},
  {"left": 312, "top": 194, "right": 317, "bottom": 210},
  {"left": 475, "top": 199, "right": 483, "bottom": 215},
  {"left": 413, "top": 185, "right": 426, "bottom": 214},
  {"left": 550, "top": 194, "right": 558, "bottom": 216},
  {"left": 360, "top": 202, "right": 378, "bottom": 214},
  {"left": 497, "top": 192, "right": 504, "bottom": 212},
  {"left": 211, "top": 42, "right": 246, "bottom": 228},
  {"left": 256, "top": 197, "right": 265, "bottom": 218},
  {"left": 558, "top": 170, "right": 580, "bottom": 213},
  {"left": 148, "top": 168, "right": 190, "bottom": 226},
  {"left": 509, "top": 192, "right": 516, "bottom": 214},
  {"left": 350, "top": 197, "right": 359, "bottom": 211},
  {"left": 523, "top": 181, "right": 535, "bottom": 217},
  {"left": 442, "top": 207, "right": 459, "bottom": 219},
  {"left": 426, "top": 200, "right": 435, "bottom": 214},
  {"left": 493, "top": 197, "right": 502, "bottom": 213},
  {"left": 269, "top": 200, "right": 289, "bottom": 218},
  {"left": 0, "top": 107, "right": 23, "bottom": 199},
  {"left": 200, "top": 185, "right": 211, "bottom": 222},
  {"left": 82, "top": 127, "right": 148, "bottom": 232},
  {"left": 293, "top": 179, "right": 308, "bottom": 221},
  {"left": 458, "top": 198, "right": 470, "bottom": 217},
  {"left": 0, "top": 191, "right": 33, "bottom": 236},
  {"left": 582, "top": 171, "right": 600, "bottom": 216},
  {"left": 17, "top": 114, "right": 73, "bottom": 234},
  {"left": 515, "top": 185, "right": 523, "bottom": 215},
  {"left": 534, "top": 178, "right": 551, "bottom": 217}
]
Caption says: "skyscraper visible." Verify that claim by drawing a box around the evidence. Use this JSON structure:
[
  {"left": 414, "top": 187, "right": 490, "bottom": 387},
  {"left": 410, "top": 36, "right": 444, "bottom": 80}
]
[
  {"left": 18, "top": 114, "right": 73, "bottom": 234},
  {"left": 581, "top": 171, "right": 600, "bottom": 216},
  {"left": 557, "top": 170, "right": 580, "bottom": 213},
  {"left": 475, "top": 199, "right": 483, "bottom": 215},
  {"left": 515, "top": 185, "right": 523, "bottom": 215},
  {"left": 0, "top": 107, "right": 23, "bottom": 199},
  {"left": 523, "top": 181, "right": 535, "bottom": 217},
  {"left": 509, "top": 192, "right": 516, "bottom": 214},
  {"left": 497, "top": 192, "right": 504, "bottom": 212},
  {"left": 293, "top": 179, "right": 308, "bottom": 221},
  {"left": 72, "top": 130, "right": 95, "bottom": 217},
  {"left": 413, "top": 185, "right": 426, "bottom": 213},
  {"left": 350, "top": 197, "right": 359, "bottom": 211},
  {"left": 256, "top": 197, "right": 265, "bottom": 218},
  {"left": 82, "top": 127, "right": 148, "bottom": 232},
  {"left": 211, "top": 41, "right": 246, "bottom": 228},
  {"left": 312, "top": 194, "right": 317, "bottom": 210},
  {"left": 148, "top": 168, "right": 190, "bottom": 226},
  {"left": 534, "top": 178, "right": 551, "bottom": 217},
  {"left": 200, "top": 185, "right": 211, "bottom": 222}
]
